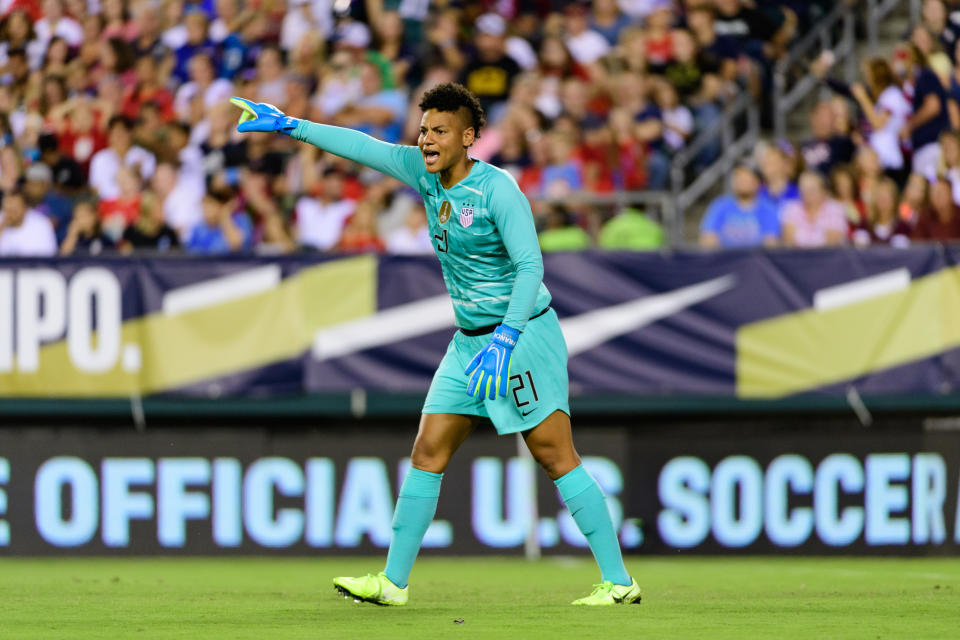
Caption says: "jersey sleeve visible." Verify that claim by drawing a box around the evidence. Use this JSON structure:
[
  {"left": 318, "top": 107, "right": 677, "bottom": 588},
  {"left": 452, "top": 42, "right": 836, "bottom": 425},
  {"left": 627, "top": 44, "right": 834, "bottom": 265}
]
[
  {"left": 290, "top": 121, "right": 425, "bottom": 190},
  {"left": 488, "top": 171, "right": 544, "bottom": 332}
]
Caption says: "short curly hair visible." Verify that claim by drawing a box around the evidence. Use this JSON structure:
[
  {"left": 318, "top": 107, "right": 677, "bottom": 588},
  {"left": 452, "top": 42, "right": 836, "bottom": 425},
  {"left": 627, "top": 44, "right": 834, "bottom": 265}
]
[{"left": 418, "top": 82, "right": 486, "bottom": 138}]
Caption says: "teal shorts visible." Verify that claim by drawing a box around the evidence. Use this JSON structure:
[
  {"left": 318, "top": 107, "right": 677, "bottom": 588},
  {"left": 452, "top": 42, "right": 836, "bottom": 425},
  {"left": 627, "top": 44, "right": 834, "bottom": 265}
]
[{"left": 422, "top": 307, "right": 570, "bottom": 435}]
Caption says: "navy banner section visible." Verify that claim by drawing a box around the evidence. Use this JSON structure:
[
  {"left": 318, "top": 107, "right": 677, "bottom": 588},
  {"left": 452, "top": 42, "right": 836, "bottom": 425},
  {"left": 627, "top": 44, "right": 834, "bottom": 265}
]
[{"left": 1, "top": 247, "right": 960, "bottom": 399}]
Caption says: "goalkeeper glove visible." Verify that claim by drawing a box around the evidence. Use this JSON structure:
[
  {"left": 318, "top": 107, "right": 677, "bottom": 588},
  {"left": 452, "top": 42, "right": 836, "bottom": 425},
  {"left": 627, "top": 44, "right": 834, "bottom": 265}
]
[
  {"left": 464, "top": 324, "right": 519, "bottom": 400},
  {"left": 229, "top": 97, "right": 300, "bottom": 134}
]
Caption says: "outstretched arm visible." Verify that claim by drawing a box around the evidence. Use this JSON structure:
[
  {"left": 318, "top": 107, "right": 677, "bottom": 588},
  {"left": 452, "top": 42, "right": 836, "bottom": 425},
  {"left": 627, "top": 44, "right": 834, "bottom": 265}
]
[
  {"left": 290, "top": 120, "right": 423, "bottom": 188},
  {"left": 231, "top": 97, "right": 424, "bottom": 189}
]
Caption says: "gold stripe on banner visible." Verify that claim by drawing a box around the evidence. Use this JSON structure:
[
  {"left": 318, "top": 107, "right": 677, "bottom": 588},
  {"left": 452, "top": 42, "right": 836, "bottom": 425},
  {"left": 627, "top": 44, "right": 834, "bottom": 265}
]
[
  {"left": 0, "top": 256, "right": 377, "bottom": 396},
  {"left": 736, "top": 266, "right": 960, "bottom": 398}
]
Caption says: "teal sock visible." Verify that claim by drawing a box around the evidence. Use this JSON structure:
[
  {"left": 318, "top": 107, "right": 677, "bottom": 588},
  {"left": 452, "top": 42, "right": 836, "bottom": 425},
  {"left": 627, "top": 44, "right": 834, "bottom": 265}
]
[
  {"left": 555, "top": 465, "right": 631, "bottom": 586},
  {"left": 383, "top": 467, "right": 442, "bottom": 589}
]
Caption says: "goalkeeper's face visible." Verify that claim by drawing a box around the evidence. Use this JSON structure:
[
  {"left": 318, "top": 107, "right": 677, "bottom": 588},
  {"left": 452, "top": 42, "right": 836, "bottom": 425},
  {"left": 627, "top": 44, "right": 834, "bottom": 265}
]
[{"left": 418, "top": 108, "right": 475, "bottom": 174}]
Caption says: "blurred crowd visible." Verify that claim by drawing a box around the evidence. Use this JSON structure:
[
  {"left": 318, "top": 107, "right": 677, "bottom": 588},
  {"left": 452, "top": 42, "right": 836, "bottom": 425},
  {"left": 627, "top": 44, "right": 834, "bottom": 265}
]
[
  {"left": 0, "top": 0, "right": 839, "bottom": 256},
  {"left": 700, "top": 0, "right": 960, "bottom": 249}
]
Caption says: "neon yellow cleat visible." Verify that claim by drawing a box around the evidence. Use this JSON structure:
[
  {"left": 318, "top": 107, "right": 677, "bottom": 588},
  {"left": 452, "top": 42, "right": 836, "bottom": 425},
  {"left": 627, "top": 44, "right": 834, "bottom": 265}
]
[
  {"left": 571, "top": 578, "right": 642, "bottom": 606},
  {"left": 333, "top": 572, "right": 408, "bottom": 606}
]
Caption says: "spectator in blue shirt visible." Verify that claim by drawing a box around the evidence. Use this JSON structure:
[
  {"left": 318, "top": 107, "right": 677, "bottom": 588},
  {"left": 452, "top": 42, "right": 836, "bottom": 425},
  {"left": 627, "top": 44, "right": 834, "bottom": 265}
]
[
  {"left": 589, "top": 0, "right": 632, "bottom": 47},
  {"left": 630, "top": 74, "right": 670, "bottom": 190},
  {"left": 173, "top": 7, "right": 219, "bottom": 84},
  {"left": 23, "top": 163, "right": 73, "bottom": 243},
  {"left": 758, "top": 145, "right": 799, "bottom": 215},
  {"left": 331, "top": 62, "right": 407, "bottom": 143},
  {"left": 902, "top": 43, "right": 951, "bottom": 181},
  {"left": 700, "top": 165, "right": 780, "bottom": 248},
  {"left": 186, "top": 188, "right": 253, "bottom": 254}
]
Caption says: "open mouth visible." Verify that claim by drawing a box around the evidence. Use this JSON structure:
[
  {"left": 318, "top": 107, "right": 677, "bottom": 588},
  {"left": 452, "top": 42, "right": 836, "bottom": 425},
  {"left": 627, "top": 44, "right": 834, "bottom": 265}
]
[{"left": 423, "top": 150, "right": 440, "bottom": 166}]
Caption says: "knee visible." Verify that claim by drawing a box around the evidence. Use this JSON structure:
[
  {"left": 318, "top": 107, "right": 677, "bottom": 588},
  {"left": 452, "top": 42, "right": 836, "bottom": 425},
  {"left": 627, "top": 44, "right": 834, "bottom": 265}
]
[
  {"left": 410, "top": 434, "right": 453, "bottom": 473},
  {"left": 528, "top": 442, "right": 579, "bottom": 479}
]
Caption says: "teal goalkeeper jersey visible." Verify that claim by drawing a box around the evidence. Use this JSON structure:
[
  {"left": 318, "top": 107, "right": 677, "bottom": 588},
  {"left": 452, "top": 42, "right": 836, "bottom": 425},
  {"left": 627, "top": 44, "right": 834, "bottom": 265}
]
[{"left": 292, "top": 121, "right": 552, "bottom": 332}]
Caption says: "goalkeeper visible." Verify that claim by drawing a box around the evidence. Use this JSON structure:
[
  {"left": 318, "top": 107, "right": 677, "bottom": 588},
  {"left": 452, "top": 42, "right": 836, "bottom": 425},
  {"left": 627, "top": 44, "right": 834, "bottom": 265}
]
[{"left": 231, "top": 84, "right": 640, "bottom": 607}]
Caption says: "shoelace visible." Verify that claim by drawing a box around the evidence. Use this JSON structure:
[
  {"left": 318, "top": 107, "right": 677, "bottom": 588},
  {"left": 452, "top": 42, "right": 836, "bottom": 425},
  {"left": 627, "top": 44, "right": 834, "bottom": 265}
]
[{"left": 589, "top": 582, "right": 615, "bottom": 596}]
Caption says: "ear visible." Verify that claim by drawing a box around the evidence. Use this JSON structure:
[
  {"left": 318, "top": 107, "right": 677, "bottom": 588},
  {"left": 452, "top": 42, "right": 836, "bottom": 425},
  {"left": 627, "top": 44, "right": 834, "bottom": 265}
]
[{"left": 462, "top": 126, "right": 475, "bottom": 149}]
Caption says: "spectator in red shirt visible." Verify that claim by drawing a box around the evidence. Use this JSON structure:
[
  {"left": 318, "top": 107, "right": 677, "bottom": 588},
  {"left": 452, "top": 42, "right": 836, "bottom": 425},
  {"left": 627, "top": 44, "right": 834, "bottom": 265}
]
[
  {"left": 644, "top": 1, "right": 675, "bottom": 75},
  {"left": 609, "top": 107, "right": 647, "bottom": 190},
  {"left": 915, "top": 178, "right": 960, "bottom": 240},
  {"left": 852, "top": 177, "right": 912, "bottom": 248},
  {"left": 121, "top": 55, "right": 176, "bottom": 122},
  {"left": 3, "top": 3, "right": 42, "bottom": 26},
  {"left": 337, "top": 200, "right": 385, "bottom": 253},
  {"left": 899, "top": 172, "right": 928, "bottom": 226},
  {"left": 49, "top": 96, "right": 109, "bottom": 172},
  {"left": 578, "top": 116, "right": 616, "bottom": 193},
  {"left": 518, "top": 131, "right": 548, "bottom": 196},
  {"left": 98, "top": 165, "right": 142, "bottom": 239}
]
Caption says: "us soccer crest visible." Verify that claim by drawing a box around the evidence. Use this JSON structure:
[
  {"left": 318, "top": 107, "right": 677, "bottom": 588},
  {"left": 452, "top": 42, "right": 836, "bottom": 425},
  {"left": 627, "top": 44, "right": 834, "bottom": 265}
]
[
  {"left": 459, "top": 205, "right": 474, "bottom": 228},
  {"left": 438, "top": 200, "right": 451, "bottom": 224}
]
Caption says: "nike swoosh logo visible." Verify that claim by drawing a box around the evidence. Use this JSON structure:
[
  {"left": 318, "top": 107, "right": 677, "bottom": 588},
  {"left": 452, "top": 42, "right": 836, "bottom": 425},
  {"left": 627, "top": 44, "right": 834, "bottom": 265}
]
[
  {"left": 560, "top": 275, "right": 737, "bottom": 356},
  {"left": 313, "top": 295, "right": 454, "bottom": 360},
  {"left": 521, "top": 408, "right": 535, "bottom": 417},
  {"left": 312, "top": 276, "right": 736, "bottom": 361}
]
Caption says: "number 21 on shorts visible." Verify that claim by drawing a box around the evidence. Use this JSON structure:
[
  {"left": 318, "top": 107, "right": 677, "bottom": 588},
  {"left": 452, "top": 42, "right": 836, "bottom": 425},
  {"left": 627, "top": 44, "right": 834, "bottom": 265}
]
[{"left": 510, "top": 370, "right": 538, "bottom": 415}]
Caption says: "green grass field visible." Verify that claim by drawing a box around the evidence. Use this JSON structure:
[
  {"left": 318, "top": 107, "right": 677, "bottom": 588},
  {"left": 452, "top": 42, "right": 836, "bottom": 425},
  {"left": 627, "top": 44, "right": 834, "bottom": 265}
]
[{"left": 0, "top": 556, "right": 957, "bottom": 639}]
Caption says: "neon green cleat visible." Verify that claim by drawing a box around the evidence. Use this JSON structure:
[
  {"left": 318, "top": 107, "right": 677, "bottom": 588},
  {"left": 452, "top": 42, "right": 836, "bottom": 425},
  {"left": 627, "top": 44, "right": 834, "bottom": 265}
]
[
  {"left": 571, "top": 578, "right": 642, "bottom": 606},
  {"left": 333, "top": 572, "right": 408, "bottom": 606}
]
